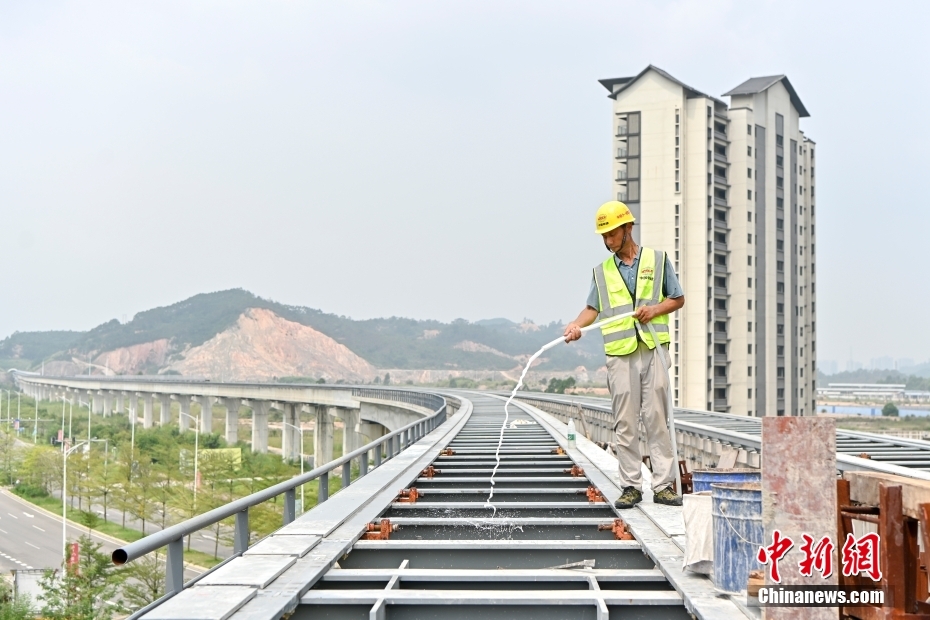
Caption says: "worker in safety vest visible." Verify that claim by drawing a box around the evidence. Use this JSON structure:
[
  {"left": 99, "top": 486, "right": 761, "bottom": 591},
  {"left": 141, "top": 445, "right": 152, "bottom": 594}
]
[{"left": 563, "top": 201, "right": 685, "bottom": 508}]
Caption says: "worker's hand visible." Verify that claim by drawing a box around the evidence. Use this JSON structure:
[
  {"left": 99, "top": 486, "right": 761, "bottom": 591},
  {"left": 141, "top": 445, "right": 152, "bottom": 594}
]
[
  {"left": 563, "top": 323, "right": 582, "bottom": 343},
  {"left": 633, "top": 306, "right": 660, "bottom": 324}
]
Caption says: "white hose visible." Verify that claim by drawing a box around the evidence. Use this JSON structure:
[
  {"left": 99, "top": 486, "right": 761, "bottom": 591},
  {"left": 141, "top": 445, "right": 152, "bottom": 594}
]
[{"left": 485, "top": 311, "right": 637, "bottom": 514}]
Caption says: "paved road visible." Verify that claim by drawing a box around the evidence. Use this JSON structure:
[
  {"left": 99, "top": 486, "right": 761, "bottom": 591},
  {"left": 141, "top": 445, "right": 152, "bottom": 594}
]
[
  {"left": 0, "top": 490, "right": 203, "bottom": 581},
  {"left": 0, "top": 489, "right": 121, "bottom": 571}
]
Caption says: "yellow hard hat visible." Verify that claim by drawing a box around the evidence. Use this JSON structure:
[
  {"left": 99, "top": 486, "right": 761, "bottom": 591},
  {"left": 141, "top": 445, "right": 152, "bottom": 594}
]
[{"left": 594, "top": 201, "right": 635, "bottom": 234}]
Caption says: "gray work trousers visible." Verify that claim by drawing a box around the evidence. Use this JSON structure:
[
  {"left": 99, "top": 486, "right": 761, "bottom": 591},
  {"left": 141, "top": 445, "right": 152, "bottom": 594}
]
[{"left": 606, "top": 343, "right": 676, "bottom": 492}]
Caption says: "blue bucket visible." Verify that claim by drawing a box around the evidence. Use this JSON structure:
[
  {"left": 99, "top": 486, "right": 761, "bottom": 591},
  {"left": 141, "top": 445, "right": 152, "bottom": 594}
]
[
  {"left": 692, "top": 468, "right": 760, "bottom": 493},
  {"left": 711, "top": 483, "right": 763, "bottom": 594}
]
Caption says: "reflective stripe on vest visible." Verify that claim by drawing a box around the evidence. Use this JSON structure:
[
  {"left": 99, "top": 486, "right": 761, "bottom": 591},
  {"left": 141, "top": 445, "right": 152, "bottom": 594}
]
[{"left": 594, "top": 248, "right": 671, "bottom": 356}]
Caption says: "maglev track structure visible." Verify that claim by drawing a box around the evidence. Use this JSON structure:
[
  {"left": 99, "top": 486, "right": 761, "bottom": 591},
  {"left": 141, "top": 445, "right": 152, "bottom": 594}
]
[{"left": 138, "top": 392, "right": 746, "bottom": 620}]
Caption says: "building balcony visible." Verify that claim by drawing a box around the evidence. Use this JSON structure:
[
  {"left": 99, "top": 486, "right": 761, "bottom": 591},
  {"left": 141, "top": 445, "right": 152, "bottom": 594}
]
[
  {"left": 713, "top": 330, "right": 729, "bottom": 343},
  {"left": 714, "top": 152, "right": 728, "bottom": 163},
  {"left": 714, "top": 308, "right": 729, "bottom": 319},
  {"left": 617, "top": 192, "right": 628, "bottom": 202},
  {"left": 714, "top": 354, "right": 727, "bottom": 365},
  {"left": 714, "top": 196, "right": 728, "bottom": 207},
  {"left": 713, "top": 286, "right": 728, "bottom": 297},
  {"left": 713, "top": 241, "right": 728, "bottom": 253},
  {"left": 616, "top": 148, "right": 628, "bottom": 159},
  {"left": 713, "top": 400, "right": 730, "bottom": 411},
  {"left": 713, "top": 376, "right": 729, "bottom": 386},
  {"left": 714, "top": 131, "right": 730, "bottom": 143},
  {"left": 616, "top": 169, "right": 628, "bottom": 181},
  {"left": 714, "top": 176, "right": 730, "bottom": 187},
  {"left": 713, "top": 264, "right": 728, "bottom": 275},
  {"left": 713, "top": 219, "right": 728, "bottom": 231},
  {"left": 616, "top": 125, "right": 629, "bottom": 136}
]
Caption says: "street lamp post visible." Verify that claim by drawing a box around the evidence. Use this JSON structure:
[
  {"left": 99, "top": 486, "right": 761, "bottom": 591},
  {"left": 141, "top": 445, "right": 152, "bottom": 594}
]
[
  {"left": 282, "top": 421, "right": 307, "bottom": 514},
  {"left": 178, "top": 411, "right": 200, "bottom": 508},
  {"left": 61, "top": 439, "right": 88, "bottom": 564}
]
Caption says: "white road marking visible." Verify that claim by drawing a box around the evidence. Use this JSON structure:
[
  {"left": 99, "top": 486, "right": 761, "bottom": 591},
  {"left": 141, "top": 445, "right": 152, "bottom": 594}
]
[
  {"left": 7, "top": 513, "right": 17, "bottom": 519},
  {"left": 0, "top": 528, "right": 6, "bottom": 534},
  {"left": 22, "top": 512, "right": 33, "bottom": 518},
  {"left": 25, "top": 542, "right": 39, "bottom": 549},
  {"left": 32, "top": 525, "right": 45, "bottom": 532}
]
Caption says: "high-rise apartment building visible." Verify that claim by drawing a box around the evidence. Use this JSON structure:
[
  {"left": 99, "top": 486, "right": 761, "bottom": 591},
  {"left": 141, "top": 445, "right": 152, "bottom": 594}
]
[{"left": 599, "top": 66, "right": 816, "bottom": 417}]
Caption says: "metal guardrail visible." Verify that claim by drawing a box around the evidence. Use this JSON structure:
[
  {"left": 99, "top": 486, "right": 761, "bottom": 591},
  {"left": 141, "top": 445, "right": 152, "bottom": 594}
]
[
  {"left": 514, "top": 393, "right": 930, "bottom": 482},
  {"left": 111, "top": 388, "right": 449, "bottom": 600}
]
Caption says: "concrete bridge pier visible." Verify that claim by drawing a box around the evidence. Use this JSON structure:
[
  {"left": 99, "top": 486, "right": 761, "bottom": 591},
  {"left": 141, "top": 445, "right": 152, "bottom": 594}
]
[
  {"left": 219, "top": 398, "right": 240, "bottom": 445},
  {"left": 116, "top": 392, "right": 124, "bottom": 415},
  {"left": 92, "top": 392, "right": 103, "bottom": 415},
  {"left": 314, "top": 406, "right": 335, "bottom": 467},
  {"left": 158, "top": 395, "right": 171, "bottom": 426},
  {"left": 142, "top": 394, "right": 154, "bottom": 429},
  {"left": 249, "top": 400, "right": 270, "bottom": 453},
  {"left": 197, "top": 396, "right": 213, "bottom": 434},
  {"left": 358, "top": 421, "right": 387, "bottom": 446},
  {"left": 177, "top": 396, "right": 191, "bottom": 433},
  {"left": 339, "top": 407, "right": 361, "bottom": 456},
  {"left": 282, "top": 403, "right": 301, "bottom": 462},
  {"left": 103, "top": 391, "right": 113, "bottom": 417}
]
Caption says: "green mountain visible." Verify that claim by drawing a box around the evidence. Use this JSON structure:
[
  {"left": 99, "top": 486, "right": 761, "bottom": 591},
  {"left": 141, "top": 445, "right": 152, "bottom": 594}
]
[{"left": 0, "top": 289, "right": 604, "bottom": 372}]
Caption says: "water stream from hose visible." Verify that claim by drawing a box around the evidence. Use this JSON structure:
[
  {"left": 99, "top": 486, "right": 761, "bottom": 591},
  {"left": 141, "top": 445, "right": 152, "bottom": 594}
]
[{"left": 483, "top": 311, "right": 636, "bottom": 515}]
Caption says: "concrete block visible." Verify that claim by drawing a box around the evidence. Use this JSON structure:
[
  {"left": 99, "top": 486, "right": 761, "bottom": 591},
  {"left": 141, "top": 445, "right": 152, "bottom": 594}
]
[
  {"left": 140, "top": 585, "right": 256, "bottom": 620},
  {"left": 243, "top": 534, "right": 321, "bottom": 557},
  {"left": 197, "top": 555, "right": 295, "bottom": 588},
  {"left": 761, "top": 417, "right": 837, "bottom": 619}
]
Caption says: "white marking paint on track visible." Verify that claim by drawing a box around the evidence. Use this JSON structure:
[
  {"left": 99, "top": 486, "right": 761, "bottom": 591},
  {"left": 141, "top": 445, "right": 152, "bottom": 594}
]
[
  {"left": 25, "top": 542, "right": 39, "bottom": 549},
  {"left": 32, "top": 525, "right": 44, "bottom": 532},
  {"left": 7, "top": 513, "right": 17, "bottom": 519}
]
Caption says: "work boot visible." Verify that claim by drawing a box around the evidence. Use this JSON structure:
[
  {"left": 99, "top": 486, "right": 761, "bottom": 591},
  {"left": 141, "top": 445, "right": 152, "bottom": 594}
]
[
  {"left": 653, "top": 487, "right": 683, "bottom": 506},
  {"left": 614, "top": 487, "right": 642, "bottom": 509}
]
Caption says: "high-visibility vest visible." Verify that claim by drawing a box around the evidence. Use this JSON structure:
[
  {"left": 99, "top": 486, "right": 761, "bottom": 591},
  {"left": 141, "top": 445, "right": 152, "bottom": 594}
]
[{"left": 594, "top": 247, "right": 671, "bottom": 356}]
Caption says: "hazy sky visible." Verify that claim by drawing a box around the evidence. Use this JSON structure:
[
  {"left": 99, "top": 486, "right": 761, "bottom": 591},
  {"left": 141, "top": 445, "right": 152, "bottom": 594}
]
[{"left": 1, "top": 1, "right": 927, "bottom": 365}]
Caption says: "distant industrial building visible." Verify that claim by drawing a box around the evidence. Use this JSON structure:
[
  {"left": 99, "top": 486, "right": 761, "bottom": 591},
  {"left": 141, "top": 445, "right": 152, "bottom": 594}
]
[{"left": 599, "top": 66, "right": 816, "bottom": 417}]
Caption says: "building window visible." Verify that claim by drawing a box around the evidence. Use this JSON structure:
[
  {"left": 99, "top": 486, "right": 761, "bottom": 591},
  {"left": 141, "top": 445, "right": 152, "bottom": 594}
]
[
  {"left": 776, "top": 134, "right": 784, "bottom": 147},
  {"left": 777, "top": 345, "right": 785, "bottom": 356},
  {"left": 714, "top": 366, "right": 726, "bottom": 377},
  {"left": 776, "top": 219, "right": 784, "bottom": 230},
  {"left": 748, "top": 277, "right": 752, "bottom": 287},
  {"left": 748, "top": 146, "right": 752, "bottom": 156},
  {"left": 714, "top": 165, "right": 727, "bottom": 178},
  {"left": 748, "top": 190, "right": 752, "bottom": 200},
  {"left": 714, "top": 298, "right": 727, "bottom": 311},
  {"left": 715, "top": 143, "right": 726, "bottom": 157},
  {"left": 715, "top": 321, "right": 727, "bottom": 333},
  {"left": 714, "top": 188, "right": 727, "bottom": 201},
  {"left": 776, "top": 176, "right": 784, "bottom": 188},
  {"left": 715, "top": 276, "right": 726, "bottom": 288},
  {"left": 777, "top": 260, "right": 784, "bottom": 272},
  {"left": 777, "top": 239, "right": 784, "bottom": 251},
  {"left": 715, "top": 388, "right": 727, "bottom": 400},
  {"left": 715, "top": 343, "right": 727, "bottom": 354},
  {"left": 777, "top": 197, "right": 784, "bottom": 208},
  {"left": 777, "top": 367, "right": 785, "bottom": 378},
  {"left": 748, "top": 322, "right": 752, "bottom": 332},
  {"left": 714, "top": 254, "right": 726, "bottom": 266},
  {"left": 777, "top": 302, "right": 784, "bottom": 314},
  {"left": 747, "top": 124, "right": 752, "bottom": 135},
  {"left": 715, "top": 209, "right": 727, "bottom": 222},
  {"left": 748, "top": 168, "right": 752, "bottom": 178},
  {"left": 748, "top": 388, "right": 753, "bottom": 398},
  {"left": 748, "top": 234, "right": 752, "bottom": 243},
  {"left": 776, "top": 155, "right": 784, "bottom": 167}
]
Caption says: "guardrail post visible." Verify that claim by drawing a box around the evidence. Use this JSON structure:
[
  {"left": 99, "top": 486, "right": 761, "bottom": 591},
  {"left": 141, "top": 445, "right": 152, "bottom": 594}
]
[
  {"left": 283, "top": 489, "right": 296, "bottom": 525},
  {"left": 319, "top": 472, "right": 329, "bottom": 502},
  {"left": 375, "top": 443, "right": 383, "bottom": 467},
  {"left": 166, "top": 537, "right": 184, "bottom": 595},
  {"left": 234, "top": 509, "right": 249, "bottom": 554},
  {"left": 342, "top": 461, "right": 351, "bottom": 488},
  {"left": 360, "top": 449, "right": 369, "bottom": 477}
]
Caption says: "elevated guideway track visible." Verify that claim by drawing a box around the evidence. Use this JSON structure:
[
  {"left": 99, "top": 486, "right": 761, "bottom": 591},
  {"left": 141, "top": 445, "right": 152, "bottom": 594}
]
[
  {"left": 127, "top": 392, "right": 746, "bottom": 620},
  {"left": 512, "top": 392, "right": 930, "bottom": 481}
]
